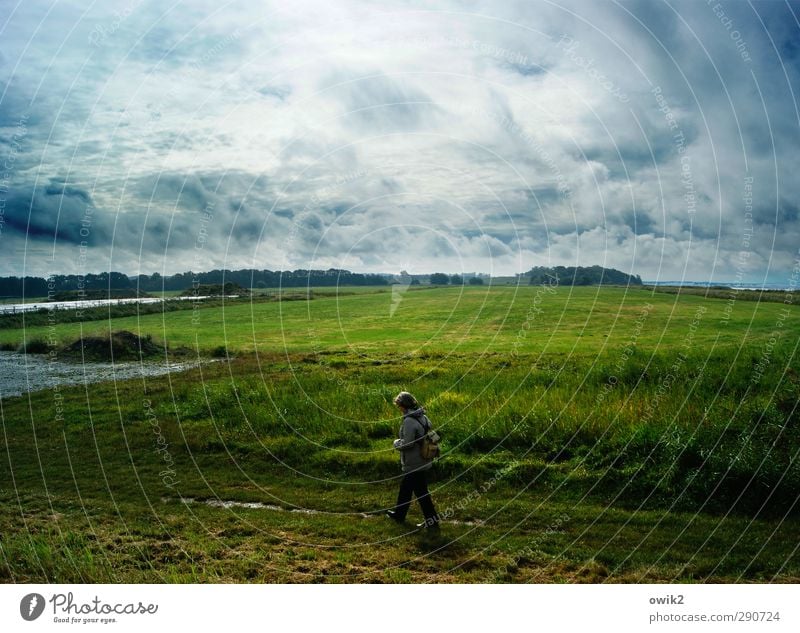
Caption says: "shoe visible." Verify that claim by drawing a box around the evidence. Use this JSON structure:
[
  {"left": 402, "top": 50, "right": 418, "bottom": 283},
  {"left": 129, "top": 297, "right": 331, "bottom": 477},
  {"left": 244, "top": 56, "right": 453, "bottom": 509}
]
[
  {"left": 386, "top": 510, "right": 405, "bottom": 523},
  {"left": 416, "top": 519, "right": 440, "bottom": 530}
]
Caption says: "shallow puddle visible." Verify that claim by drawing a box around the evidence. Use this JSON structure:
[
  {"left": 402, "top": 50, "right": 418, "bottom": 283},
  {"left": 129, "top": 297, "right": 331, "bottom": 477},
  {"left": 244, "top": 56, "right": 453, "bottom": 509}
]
[
  {"left": 0, "top": 351, "right": 207, "bottom": 398},
  {"left": 170, "top": 496, "right": 481, "bottom": 525}
]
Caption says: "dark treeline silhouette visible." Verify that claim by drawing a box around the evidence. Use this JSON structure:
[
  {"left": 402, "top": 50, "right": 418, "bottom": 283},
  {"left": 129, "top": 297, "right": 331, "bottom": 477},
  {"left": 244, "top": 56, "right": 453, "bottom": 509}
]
[
  {"left": 0, "top": 269, "right": 389, "bottom": 298},
  {"left": 0, "top": 266, "right": 643, "bottom": 298},
  {"left": 178, "top": 282, "right": 250, "bottom": 297},
  {"left": 428, "top": 273, "right": 484, "bottom": 285},
  {"left": 523, "top": 265, "right": 642, "bottom": 286},
  {"left": 0, "top": 272, "right": 133, "bottom": 298}
]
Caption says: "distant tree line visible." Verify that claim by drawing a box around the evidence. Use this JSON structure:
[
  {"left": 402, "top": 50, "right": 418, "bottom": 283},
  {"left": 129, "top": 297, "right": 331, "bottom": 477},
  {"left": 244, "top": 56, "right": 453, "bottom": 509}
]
[
  {"left": 0, "top": 272, "right": 133, "bottom": 298},
  {"left": 0, "top": 266, "right": 640, "bottom": 298},
  {"left": 0, "top": 268, "right": 389, "bottom": 298},
  {"left": 523, "top": 266, "right": 642, "bottom": 286},
  {"left": 429, "top": 273, "right": 483, "bottom": 285},
  {"left": 179, "top": 282, "right": 250, "bottom": 297}
]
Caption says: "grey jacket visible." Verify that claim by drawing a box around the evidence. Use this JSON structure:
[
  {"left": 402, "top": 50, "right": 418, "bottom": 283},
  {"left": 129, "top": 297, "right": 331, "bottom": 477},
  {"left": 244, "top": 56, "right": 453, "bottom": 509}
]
[{"left": 393, "top": 407, "right": 433, "bottom": 473}]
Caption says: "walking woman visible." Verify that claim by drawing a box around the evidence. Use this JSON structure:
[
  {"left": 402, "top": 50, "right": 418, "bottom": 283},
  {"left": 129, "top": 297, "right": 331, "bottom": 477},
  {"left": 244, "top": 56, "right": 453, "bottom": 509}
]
[{"left": 386, "top": 391, "right": 440, "bottom": 529}]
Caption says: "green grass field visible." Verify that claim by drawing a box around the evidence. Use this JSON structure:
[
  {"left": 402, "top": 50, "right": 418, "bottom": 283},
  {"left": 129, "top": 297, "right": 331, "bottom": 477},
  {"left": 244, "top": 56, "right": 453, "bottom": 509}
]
[
  {"left": 1, "top": 284, "right": 792, "bottom": 354},
  {"left": 1, "top": 285, "right": 799, "bottom": 582}
]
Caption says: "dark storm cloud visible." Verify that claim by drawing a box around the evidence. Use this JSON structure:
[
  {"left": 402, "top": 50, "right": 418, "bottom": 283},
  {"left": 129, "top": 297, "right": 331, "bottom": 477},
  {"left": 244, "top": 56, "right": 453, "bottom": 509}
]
[
  {"left": 620, "top": 208, "right": 657, "bottom": 236},
  {"left": 2, "top": 182, "right": 103, "bottom": 245},
  {"left": 227, "top": 198, "right": 267, "bottom": 244},
  {"left": 525, "top": 187, "right": 562, "bottom": 206},
  {"left": 0, "top": 179, "right": 206, "bottom": 254},
  {"left": 135, "top": 172, "right": 210, "bottom": 211},
  {"left": 779, "top": 200, "right": 799, "bottom": 224},
  {"left": 0, "top": 81, "right": 38, "bottom": 128},
  {"left": 118, "top": 210, "right": 199, "bottom": 253},
  {"left": 755, "top": 199, "right": 800, "bottom": 227}
]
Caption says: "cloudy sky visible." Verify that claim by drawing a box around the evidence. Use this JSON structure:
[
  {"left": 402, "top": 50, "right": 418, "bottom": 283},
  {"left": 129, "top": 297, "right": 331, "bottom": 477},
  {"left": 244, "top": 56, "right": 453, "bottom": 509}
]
[{"left": 1, "top": 0, "right": 798, "bottom": 283}]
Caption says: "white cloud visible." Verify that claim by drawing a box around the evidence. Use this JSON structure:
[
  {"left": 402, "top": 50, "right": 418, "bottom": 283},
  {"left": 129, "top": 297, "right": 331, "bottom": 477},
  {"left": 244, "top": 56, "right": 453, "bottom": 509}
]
[{"left": 1, "top": 0, "right": 798, "bottom": 284}]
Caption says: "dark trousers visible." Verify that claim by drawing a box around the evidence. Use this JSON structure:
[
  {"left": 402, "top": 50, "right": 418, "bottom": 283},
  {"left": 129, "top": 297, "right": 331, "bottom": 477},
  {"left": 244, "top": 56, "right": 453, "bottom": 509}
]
[{"left": 393, "top": 469, "right": 439, "bottom": 524}]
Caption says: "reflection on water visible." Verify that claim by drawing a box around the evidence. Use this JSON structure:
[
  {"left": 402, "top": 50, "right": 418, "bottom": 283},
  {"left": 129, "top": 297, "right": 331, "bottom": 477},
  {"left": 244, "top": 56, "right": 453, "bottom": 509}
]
[
  {"left": 0, "top": 351, "right": 201, "bottom": 398},
  {"left": 0, "top": 295, "right": 216, "bottom": 315},
  {"left": 170, "top": 496, "right": 481, "bottom": 525}
]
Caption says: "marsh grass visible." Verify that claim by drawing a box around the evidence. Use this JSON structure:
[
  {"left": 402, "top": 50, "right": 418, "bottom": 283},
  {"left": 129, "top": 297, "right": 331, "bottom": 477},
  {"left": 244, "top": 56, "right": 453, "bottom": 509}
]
[{"left": 1, "top": 286, "right": 799, "bottom": 582}]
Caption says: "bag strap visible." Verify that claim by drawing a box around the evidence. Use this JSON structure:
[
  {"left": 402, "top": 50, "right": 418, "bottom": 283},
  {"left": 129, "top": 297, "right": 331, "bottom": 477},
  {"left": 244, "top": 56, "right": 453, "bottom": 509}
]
[
  {"left": 405, "top": 413, "right": 429, "bottom": 439},
  {"left": 420, "top": 415, "right": 431, "bottom": 434}
]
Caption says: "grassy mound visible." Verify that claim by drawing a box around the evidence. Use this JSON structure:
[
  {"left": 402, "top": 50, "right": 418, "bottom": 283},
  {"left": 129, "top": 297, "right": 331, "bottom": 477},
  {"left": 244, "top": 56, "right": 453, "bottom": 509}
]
[
  {"left": 16, "top": 338, "right": 49, "bottom": 354},
  {"left": 61, "top": 330, "right": 164, "bottom": 361},
  {"left": 47, "top": 288, "right": 154, "bottom": 301}
]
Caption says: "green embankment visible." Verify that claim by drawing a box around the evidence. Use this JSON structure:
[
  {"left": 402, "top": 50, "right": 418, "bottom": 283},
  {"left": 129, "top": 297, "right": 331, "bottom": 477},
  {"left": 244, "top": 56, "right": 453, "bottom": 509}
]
[{"left": 1, "top": 285, "right": 794, "bottom": 354}]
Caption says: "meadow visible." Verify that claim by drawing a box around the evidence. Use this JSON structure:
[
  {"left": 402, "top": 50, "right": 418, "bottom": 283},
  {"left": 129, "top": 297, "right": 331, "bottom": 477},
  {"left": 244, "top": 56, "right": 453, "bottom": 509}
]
[{"left": 1, "top": 284, "right": 798, "bottom": 582}]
